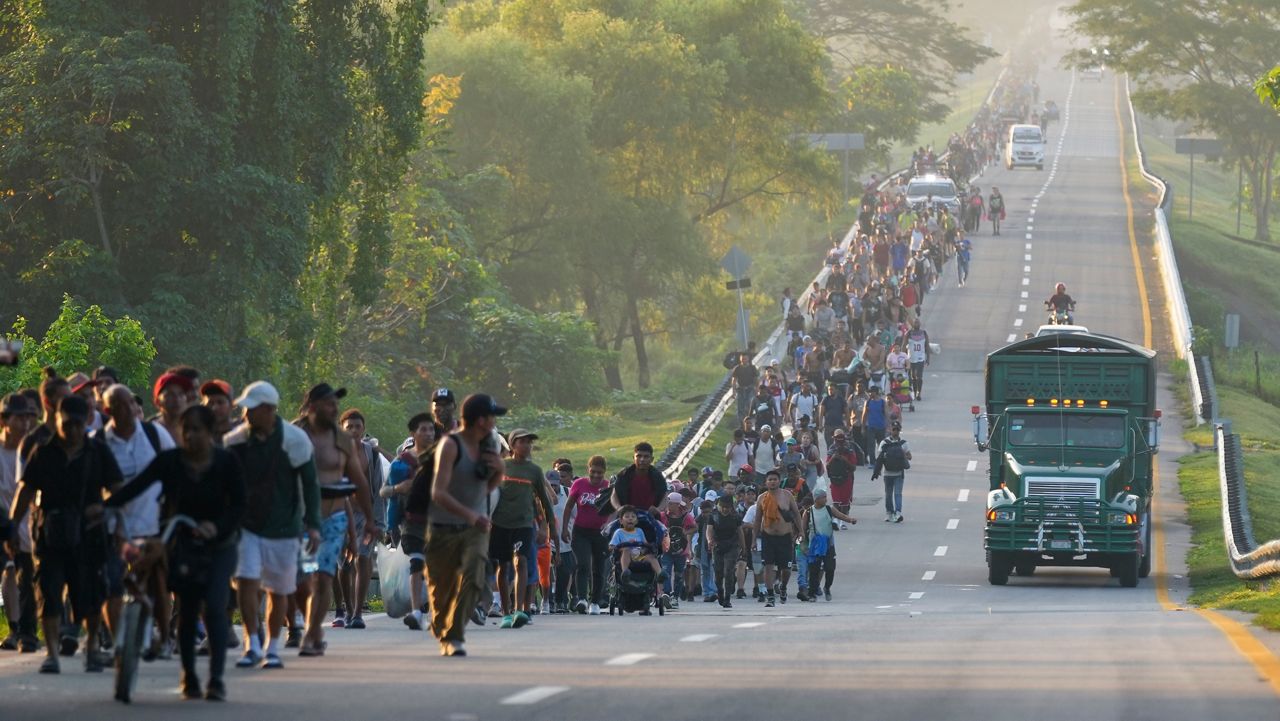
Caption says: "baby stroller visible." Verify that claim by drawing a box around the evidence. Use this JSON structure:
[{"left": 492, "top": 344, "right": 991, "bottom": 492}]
[
  {"left": 603, "top": 512, "right": 667, "bottom": 617},
  {"left": 889, "top": 371, "right": 916, "bottom": 412}
]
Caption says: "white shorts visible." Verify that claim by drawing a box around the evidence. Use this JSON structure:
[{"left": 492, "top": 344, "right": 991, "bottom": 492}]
[{"left": 236, "top": 530, "right": 300, "bottom": 595}]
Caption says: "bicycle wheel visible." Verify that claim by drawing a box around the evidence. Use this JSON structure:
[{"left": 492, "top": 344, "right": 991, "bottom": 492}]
[{"left": 114, "top": 601, "right": 146, "bottom": 703}]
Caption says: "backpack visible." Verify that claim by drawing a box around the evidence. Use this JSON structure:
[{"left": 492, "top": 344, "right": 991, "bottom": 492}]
[
  {"left": 880, "top": 440, "right": 909, "bottom": 472},
  {"left": 667, "top": 520, "right": 688, "bottom": 555},
  {"left": 140, "top": 421, "right": 162, "bottom": 454}
]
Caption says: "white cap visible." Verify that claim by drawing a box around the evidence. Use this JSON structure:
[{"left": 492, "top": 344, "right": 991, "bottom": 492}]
[
  {"left": 704, "top": 490, "right": 718, "bottom": 502},
  {"left": 235, "top": 381, "right": 280, "bottom": 410}
]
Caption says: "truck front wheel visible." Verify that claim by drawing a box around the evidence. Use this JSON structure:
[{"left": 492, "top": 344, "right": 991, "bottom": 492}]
[
  {"left": 989, "top": 552, "right": 1012, "bottom": 586},
  {"left": 1116, "top": 553, "right": 1140, "bottom": 588}
]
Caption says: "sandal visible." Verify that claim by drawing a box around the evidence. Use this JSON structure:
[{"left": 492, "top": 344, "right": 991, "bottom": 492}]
[
  {"left": 298, "top": 641, "right": 327, "bottom": 657},
  {"left": 39, "top": 657, "right": 60, "bottom": 674}
]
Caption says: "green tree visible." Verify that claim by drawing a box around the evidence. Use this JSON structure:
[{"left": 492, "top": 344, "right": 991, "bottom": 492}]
[
  {"left": 838, "top": 66, "right": 928, "bottom": 170},
  {"left": 1259, "top": 66, "right": 1280, "bottom": 112},
  {"left": 1067, "top": 0, "right": 1280, "bottom": 241},
  {"left": 0, "top": 295, "right": 156, "bottom": 395},
  {"left": 800, "top": 0, "right": 998, "bottom": 123}
]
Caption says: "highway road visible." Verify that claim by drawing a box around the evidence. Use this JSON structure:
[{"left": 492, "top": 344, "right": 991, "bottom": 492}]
[{"left": 5, "top": 22, "right": 1280, "bottom": 721}]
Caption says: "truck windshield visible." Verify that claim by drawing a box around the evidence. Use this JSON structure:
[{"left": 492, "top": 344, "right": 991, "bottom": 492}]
[{"left": 1007, "top": 413, "right": 1126, "bottom": 448}]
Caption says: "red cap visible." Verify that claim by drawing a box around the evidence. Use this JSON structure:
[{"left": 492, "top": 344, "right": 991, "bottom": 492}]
[
  {"left": 739, "top": 464, "right": 755, "bottom": 475},
  {"left": 153, "top": 372, "right": 195, "bottom": 401},
  {"left": 199, "top": 379, "right": 233, "bottom": 399}
]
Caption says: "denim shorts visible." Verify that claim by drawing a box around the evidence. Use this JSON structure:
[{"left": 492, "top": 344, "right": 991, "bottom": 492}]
[{"left": 315, "top": 511, "right": 349, "bottom": 577}]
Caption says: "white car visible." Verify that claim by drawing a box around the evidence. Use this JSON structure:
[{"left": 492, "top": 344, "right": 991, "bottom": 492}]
[
  {"left": 1035, "top": 324, "right": 1090, "bottom": 337},
  {"left": 1080, "top": 66, "right": 1103, "bottom": 81},
  {"left": 1005, "top": 124, "right": 1045, "bottom": 170}
]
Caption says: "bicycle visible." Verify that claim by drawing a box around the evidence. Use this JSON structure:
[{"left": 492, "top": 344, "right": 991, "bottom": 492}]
[{"left": 107, "top": 511, "right": 198, "bottom": 704}]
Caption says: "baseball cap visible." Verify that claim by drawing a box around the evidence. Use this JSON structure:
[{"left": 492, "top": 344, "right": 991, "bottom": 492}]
[
  {"left": 700, "top": 466, "right": 714, "bottom": 476},
  {"left": 786, "top": 462, "right": 800, "bottom": 472},
  {"left": 153, "top": 372, "right": 195, "bottom": 401},
  {"left": 432, "top": 388, "right": 455, "bottom": 404},
  {"left": 304, "top": 382, "right": 347, "bottom": 406},
  {"left": 760, "top": 424, "right": 772, "bottom": 432},
  {"left": 461, "top": 393, "right": 507, "bottom": 423},
  {"left": 785, "top": 437, "right": 797, "bottom": 445},
  {"left": 703, "top": 490, "right": 718, "bottom": 502},
  {"left": 813, "top": 488, "right": 828, "bottom": 499},
  {"left": 508, "top": 428, "right": 539, "bottom": 442},
  {"left": 667, "top": 492, "right": 685, "bottom": 506},
  {"left": 545, "top": 469, "right": 561, "bottom": 485},
  {"left": 199, "top": 379, "right": 233, "bottom": 399},
  {"left": 1, "top": 393, "right": 35, "bottom": 418},
  {"left": 891, "top": 420, "right": 902, "bottom": 430},
  {"left": 833, "top": 429, "right": 846, "bottom": 438},
  {"left": 235, "top": 381, "right": 280, "bottom": 410},
  {"left": 739, "top": 464, "right": 755, "bottom": 475},
  {"left": 671, "top": 481, "right": 685, "bottom": 492}
]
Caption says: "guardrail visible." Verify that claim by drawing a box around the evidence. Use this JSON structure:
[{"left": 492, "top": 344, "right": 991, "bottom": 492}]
[
  {"left": 658, "top": 63, "right": 1010, "bottom": 480},
  {"left": 1127, "top": 77, "right": 1280, "bottom": 580},
  {"left": 1216, "top": 424, "right": 1280, "bottom": 579},
  {"left": 1125, "top": 75, "right": 1203, "bottom": 425}
]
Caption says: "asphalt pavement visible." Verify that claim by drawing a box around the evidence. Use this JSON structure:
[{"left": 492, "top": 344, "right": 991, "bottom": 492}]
[{"left": 4, "top": 18, "right": 1279, "bottom": 721}]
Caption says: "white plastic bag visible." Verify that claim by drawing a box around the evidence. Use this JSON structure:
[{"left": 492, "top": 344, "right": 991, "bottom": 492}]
[{"left": 375, "top": 542, "right": 413, "bottom": 619}]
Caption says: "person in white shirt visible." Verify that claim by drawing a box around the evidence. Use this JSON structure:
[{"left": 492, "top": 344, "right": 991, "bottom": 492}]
[
  {"left": 724, "top": 430, "right": 752, "bottom": 478},
  {"left": 94, "top": 384, "right": 176, "bottom": 657}
]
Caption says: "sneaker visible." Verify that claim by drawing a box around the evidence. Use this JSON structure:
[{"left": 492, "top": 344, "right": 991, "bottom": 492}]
[
  {"left": 895, "top": 513, "right": 904, "bottom": 523},
  {"left": 735, "top": 589, "right": 746, "bottom": 599},
  {"left": 487, "top": 607, "right": 502, "bottom": 618},
  {"left": 443, "top": 641, "right": 467, "bottom": 657},
  {"left": 805, "top": 593, "right": 818, "bottom": 603},
  {"left": 765, "top": 596, "right": 776, "bottom": 608},
  {"left": 84, "top": 654, "right": 105, "bottom": 673},
  {"left": 588, "top": 603, "right": 601, "bottom": 616},
  {"left": 58, "top": 635, "right": 77, "bottom": 657},
  {"left": 779, "top": 589, "right": 787, "bottom": 604},
  {"left": 205, "top": 678, "right": 227, "bottom": 702},
  {"left": 796, "top": 590, "right": 809, "bottom": 602},
  {"left": 0, "top": 635, "right": 17, "bottom": 651},
  {"left": 756, "top": 593, "right": 766, "bottom": 603},
  {"left": 403, "top": 614, "right": 422, "bottom": 631},
  {"left": 346, "top": 617, "right": 366, "bottom": 630},
  {"left": 285, "top": 627, "right": 302, "bottom": 648},
  {"left": 719, "top": 599, "right": 732, "bottom": 609},
  {"left": 470, "top": 605, "right": 488, "bottom": 627},
  {"left": 181, "top": 676, "right": 202, "bottom": 700},
  {"left": 157, "top": 639, "right": 174, "bottom": 660},
  {"left": 19, "top": 637, "right": 39, "bottom": 654},
  {"left": 574, "top": 599, "right": 588, "bottom": 614},
  {"left": 261, "top": 653, "right": 284, "bottom": 669},
  {"left": 39, "top": 656, "right": 59, "bottom": 674},
  {"left": 196, "top": 638, "right": 211, "bottom": 657},
  {"left": 235, "top": 650, "right": 262, "bottom": 668},
  {"left": 703, "top": 594, "right": 718, "bottom": 603},
  {"left": 824, "top": 589, "right": 833, "bottom": 602},
  {"left": 331, "top": 611, "right": 346, "bottom": 629},
  {"left": 499, "top": 614, "right": 515, "bottom": 629},
  {"left": 885, "top": 513, "right": 894, "bottom": 522},
  {"left": 512, "top": 612, "right": 530, "bottom": 628}
]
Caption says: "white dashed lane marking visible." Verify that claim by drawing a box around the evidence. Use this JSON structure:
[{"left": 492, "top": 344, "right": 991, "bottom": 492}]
[
  {"left": 1014, "top": 318, "right": 1023, "bottom": 327},
  {"left": 605, "top": 653, "right": 655, "bottom": 666},
  {"left": 1021, "top": 291, "right": 1029, "bottom": 299},
  {"left": 1025, "top": 233, "right": 1033, "bottom": 240},
  {"left": 947, "top": 519, "right": 960, "bottom": 530},
  {"left": 934, "top": 546, "right": 949, "bottom": 557},
  {"left": 501, "top": 687, "right": 570, "bottom": 705},
  {"left": 1018, "top": 304, "right": 1027, "bottom": 312},
  {"left": 1007, "top": 333, "right": 1017, "bottom": 343},
  {"left": 680, "top": 634, "right": 718, "bottom": 643},
  {"left": 958, "top": 489, "right": 970, "bottom": 502},
  {"left": 966, "top": 460, "right": 978, "bottom": 472},
  {"left": 922, "top": 570, "right": 937, "bottom": 581},
  {"left": 733, "top": 622, "right": 766, "bottom": 629},
  {"left": 909, "top": 592, "right": 925, "bottom": 600},
  {"left": 1021, "top": 278, "right": 1030, "bottom": 286}
]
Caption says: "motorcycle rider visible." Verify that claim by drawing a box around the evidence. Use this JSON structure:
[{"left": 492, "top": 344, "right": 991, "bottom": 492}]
[{"left": 1045, "top": 283, "right": 1076, "bottom": 324}]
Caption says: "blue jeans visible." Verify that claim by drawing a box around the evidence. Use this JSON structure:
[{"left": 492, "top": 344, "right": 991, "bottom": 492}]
[
  {"left": 795, "top": 545, "right": 808, "bottom": 590},
  {"left": 699, "top": 546, "right": 717, "bottom": 597},
  {"left": 660, "top": 553, "right": 687, "bottom": 598},
  {"left": 883, "top": 474, "right": 905, "bottom": 514},
  {"left": 736, "top": 388, "right": 753, "bottom": 422}
]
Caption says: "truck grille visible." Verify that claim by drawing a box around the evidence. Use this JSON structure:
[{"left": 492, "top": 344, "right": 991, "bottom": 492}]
[{"left": 1024, "top": 477, "right": 1099, "bottom": 499}]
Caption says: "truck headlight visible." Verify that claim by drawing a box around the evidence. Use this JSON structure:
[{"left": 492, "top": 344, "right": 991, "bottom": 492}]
[
  {"left": 1106, "top": 512, "right": 1137, "bottom": 525},
  {"left": 987, "top": 509, "right": 1015, "bottom": 522}
]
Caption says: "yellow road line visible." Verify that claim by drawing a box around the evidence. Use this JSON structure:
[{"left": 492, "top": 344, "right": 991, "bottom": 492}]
[{"left": 1115, "top": 75, "right": 1280, "bottom": 696}]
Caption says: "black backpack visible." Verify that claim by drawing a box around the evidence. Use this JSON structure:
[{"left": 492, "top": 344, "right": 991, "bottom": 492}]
[
  {"left": 881, "top": 440, "right": 910, "bottom": 472},
  {"left": 667, "top": 521, "right": 688, "bottom": 554}
]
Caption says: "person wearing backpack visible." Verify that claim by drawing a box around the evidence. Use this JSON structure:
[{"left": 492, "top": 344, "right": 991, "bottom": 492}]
[
  {"left": 871, "top": 421, "right": 913, "bottom": 523},
  {"left": 659, "top": 493, "right": 695, "bottom": 607}
]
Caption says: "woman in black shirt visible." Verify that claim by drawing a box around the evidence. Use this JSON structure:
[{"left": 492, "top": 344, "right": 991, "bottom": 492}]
[{"left": 107, "top": 404, "right": 245, "bottom": 701}]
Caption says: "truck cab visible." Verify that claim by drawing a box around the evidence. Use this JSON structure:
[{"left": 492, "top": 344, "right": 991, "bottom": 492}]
[{"left": 972, "top": 333, "right": 1159, "bottom": 587}]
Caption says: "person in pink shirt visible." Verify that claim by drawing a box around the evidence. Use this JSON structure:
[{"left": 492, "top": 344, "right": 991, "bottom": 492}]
[{"left": 560, "top": 455, "right": 610, "bottom": 615}]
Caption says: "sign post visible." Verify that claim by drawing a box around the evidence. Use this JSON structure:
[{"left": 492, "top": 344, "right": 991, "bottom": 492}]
[
  {"left": 720, "top": 245, "right": 753, "bottom": 349},
  {"left": 1175, "top": 137, "right": 1224, "bottom": 221}
]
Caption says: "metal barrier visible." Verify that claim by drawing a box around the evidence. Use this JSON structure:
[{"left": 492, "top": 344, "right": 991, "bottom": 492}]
[
  {"left": 1216, "top": 425, "right": 1280, "bottom": 579},
  {"left": 658, "top": 63, "right": 1010, "bottom": 480},
  {"left": 1125, "top": 75, "right": 1203, "bottom": 425}
]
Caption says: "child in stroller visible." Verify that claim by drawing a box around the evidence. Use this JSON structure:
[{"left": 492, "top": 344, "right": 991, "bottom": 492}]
[
  {"left": 889, "top": 371, "right": 915, "bottom": 412},
  {"left": 606, "top": 506, "right": 668, "bottom": 615}
]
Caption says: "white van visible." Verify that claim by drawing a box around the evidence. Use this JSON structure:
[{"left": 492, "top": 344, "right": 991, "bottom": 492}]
[{"left": 1005, "top": 124, "right": 1045, "bottom": 170}]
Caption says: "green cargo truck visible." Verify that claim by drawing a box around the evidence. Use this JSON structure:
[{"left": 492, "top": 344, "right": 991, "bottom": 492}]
[{"left": 971, "top": 332, "right": 1161, "bottom": 587}]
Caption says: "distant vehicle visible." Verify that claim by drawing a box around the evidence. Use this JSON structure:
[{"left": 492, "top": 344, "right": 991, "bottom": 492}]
[
  {"left": 904, "top": 174, "right": 960, "bottom": 215},
  {"left": 1080, "top": 66, "right": 1104, "bottom": 81},
  {"left": 1035, "top": 324, "right": 1090, "bottom": 337},
  {"left": 1005, "top": 124, "right": 1045, "bottom": 170}
]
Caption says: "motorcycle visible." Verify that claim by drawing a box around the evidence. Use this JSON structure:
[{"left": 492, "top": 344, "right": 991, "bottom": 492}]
[{"left": 1045, "top": 301, "right": 1075, "bottom": 325}]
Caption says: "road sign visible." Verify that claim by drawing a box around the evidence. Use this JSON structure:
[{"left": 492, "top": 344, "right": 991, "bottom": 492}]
[
  {"left": 805, "top": 133, "right": 866, "bottom": 151},
  {"left": 719, "top": 245, "right": 752, "bottom": 280},
  {"left": 725, "top": 278, "right": 752, "bottom": 291},
  {"left": 1175, "top": 137, "right": 1224, "bottom": 157},
  {"left": 1225, "top": 313, "right": 1240, "bottom": 350}
]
